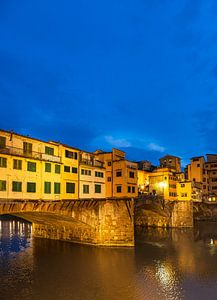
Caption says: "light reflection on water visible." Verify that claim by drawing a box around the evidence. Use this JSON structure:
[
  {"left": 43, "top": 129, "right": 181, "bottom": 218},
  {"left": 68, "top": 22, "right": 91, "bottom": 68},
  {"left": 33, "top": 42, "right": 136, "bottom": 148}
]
[{"left": 1, "top": 218, "right": 217, "bottom": 299}]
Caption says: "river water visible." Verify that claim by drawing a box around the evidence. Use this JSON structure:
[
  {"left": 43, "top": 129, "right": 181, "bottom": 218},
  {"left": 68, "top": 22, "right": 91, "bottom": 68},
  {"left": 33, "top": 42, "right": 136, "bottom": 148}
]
[{"left": 1, "top": 217, "right": 217, "bottom": 300}]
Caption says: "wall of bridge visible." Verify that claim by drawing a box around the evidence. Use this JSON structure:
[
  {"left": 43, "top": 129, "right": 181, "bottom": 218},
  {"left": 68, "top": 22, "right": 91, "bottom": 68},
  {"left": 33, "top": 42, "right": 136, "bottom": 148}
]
[{"left": 0, "top": 199, "right": 134, "bottom": 247}]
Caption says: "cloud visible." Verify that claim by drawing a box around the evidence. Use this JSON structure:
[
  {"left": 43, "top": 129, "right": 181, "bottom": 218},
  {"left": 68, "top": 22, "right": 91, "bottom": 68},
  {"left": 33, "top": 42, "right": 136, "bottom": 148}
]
[
  {"left": 147, "top": 143, "right": 165, "bottom": 153},
  {"left": 104, "top": 136, "right": 131, "bottom": 148}
]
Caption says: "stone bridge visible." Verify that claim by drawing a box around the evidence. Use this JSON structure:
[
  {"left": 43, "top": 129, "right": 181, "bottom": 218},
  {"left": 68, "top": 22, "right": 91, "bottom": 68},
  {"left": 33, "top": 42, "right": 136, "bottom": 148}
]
[{"left": 0, "top": 199, "right": 134, "bottom": 247}]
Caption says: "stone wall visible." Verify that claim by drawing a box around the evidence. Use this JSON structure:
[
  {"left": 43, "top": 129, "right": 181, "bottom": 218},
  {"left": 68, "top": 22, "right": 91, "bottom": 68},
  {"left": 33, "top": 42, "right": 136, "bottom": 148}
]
[
  {"left": 135, "top": 199, "right": 193, "bottom": 228},
  {"left": 0, "top": 199, "right": 134, "bottom": 247},
  {"left": 171, "top": 201, "right": 193, "bottom": 227}
]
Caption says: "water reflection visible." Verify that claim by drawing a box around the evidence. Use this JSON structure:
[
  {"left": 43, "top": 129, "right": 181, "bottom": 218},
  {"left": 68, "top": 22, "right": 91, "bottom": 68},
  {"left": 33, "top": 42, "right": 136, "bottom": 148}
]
[{"left": 2, "top": 217, "right": 217, "bottom": 299}]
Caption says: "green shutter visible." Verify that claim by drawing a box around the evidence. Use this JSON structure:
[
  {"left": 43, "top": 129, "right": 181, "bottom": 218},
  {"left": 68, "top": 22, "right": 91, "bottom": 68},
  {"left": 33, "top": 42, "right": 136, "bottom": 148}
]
[
  {"left": 44, "top": 182, "right": 51, "bottom": 194},
  {"left": 55, "top": 165, "right": 61, "bottom": 174},
  {"left": 27, "top": 162, "right": 36, "bottom": 172},
  {"left": 0, "top": 180, "right": 6, "bottom": 191},
  {"left": 66, "top": 182, "right": 75, "bottom": 193},
  {"left": 27, "top": 182, "right": 36, "bottom": 193},
  {"left": 54, "top": 182, "right": 60, "bottom": 194},
  {"left": 0, "top": 157, "right": 7, "bottom": 168},
  {"left": 12, "top": 181, "right": 22, "bottom": 192},
  {"left": 45, "top": 163, "right": 51, "bottom": 172}
]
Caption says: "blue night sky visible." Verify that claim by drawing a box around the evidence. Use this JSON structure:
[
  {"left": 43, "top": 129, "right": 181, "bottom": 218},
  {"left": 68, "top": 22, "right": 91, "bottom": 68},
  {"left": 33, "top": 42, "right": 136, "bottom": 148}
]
[{"left": 1, "top": 0, "right": 217, "bottom": 166}]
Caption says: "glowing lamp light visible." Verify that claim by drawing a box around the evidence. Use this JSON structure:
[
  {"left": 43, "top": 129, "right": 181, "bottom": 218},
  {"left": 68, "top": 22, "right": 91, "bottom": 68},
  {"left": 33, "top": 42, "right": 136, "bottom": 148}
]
[{"left": 159, "top": 181, "right": 167, "bottom": 188}]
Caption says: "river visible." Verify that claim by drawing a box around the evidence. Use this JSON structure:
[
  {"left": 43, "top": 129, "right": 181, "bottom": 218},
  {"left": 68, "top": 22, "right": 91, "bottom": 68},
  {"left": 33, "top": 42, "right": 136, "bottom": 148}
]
[{"left": 1, "top": 216, "right": 217, "bottom": 300}]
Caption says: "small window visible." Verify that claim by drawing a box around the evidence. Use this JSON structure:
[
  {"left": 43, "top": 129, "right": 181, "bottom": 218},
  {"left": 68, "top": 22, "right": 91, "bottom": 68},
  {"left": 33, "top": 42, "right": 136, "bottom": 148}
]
[
  {"left": 54, "top": 182, "right": 60, "bottom": 194},
  {"left": 66, "top": 182, "right": 75, "bottom": 193},
  {"left": 72, "top": 167, "right": 78, "bottom": 173},
  {"left": 0, "top": 136, "right": 6, "bottom": 149},
  {"left": 0, "top": 180, "right": 6, "bottom": 191},
  {"left": 45, "top": 163, "right": 51, "bottom": 172},
  {"left": 64, "top": 166, "right": 70, "bottom": 172},
  {"left": 12, "top": 181, "right": 22, "bottom": 192},
  {"left": 181, "top": 183, "right": 185, "bottom": 187},
  {"left": 45, "top": 146, "right": 54, "bottom": 156},
  {"left": 55, "top": 164, "right": 61, "bottom": 174},
  {"left": 129, "top": 171, "right": 135, "bottom": 178},
  {"left": 27, "top": 182, "right": 36, "bottom": 193},
  {"left": 0, "top": 157, "right": 7, "bottom": 168},
  {"left": 197, "top": 164, "right": 200, "bottom": 167},
  {"left": 116, "top": 171, "right": 122, "bottom": 177},
  {"left": 132, "top": 186, "right": 135, "bottom": 193},
  {"left": 83, "top": 185, "right": 89, "bottom": 194},
  {"left": 23, "top": 142, "right": 32, "bottom": 154},
  {"left": 27, "top": 162, "right": 36, "bottom": 172},
  {"left": 128, "top": 186, "right": 131, "bottom": 193},
  {"left": 107, "top": 177, "right": 111, "bottom": 182},
  {"left": 13, "top": 159, "right": 22, "bottom": 170},
  {"left": 117, "top": 186, "right": 122, "bottom": 193},
  {"left": 107, "top": 162, "right": 112, "bottom": 166},
  {"left": 65, "top": 150, "right": 78, "bottom": 160},
  {"left": 95, "top": 171, "right": 104, "bottom": 178},
  {"left": 95, "top": 184, "right": 101, "bottom": 193},
  {"left": 44, "top": 182, "right": 51, "bottom": 194}
]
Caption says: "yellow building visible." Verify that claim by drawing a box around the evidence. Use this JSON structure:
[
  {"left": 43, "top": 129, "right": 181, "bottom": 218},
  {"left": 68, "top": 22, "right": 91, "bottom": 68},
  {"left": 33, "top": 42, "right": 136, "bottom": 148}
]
[
  {"left": 187, "top": 156, "right": 208, "bottom": 195},
  {"left": 177, "top": 181, "right": 202, "bottom": 202},
  {"left": 137, "top": 167, "right": 186, "bottom": 201},
  {"left": 94, "top": 148, "right": 138, "bottom": 198},
  {"left": 79, "top": 151, "right": 105, "bottom": 199},
  {"left": 0, "top": 130, "right": 61, "bottom": 201},
  {"left": 159, "top": 155, "right": 181, "bottom": 172},
  {"left": 0, "top": 130, "right": 106, "bottom": 201}
]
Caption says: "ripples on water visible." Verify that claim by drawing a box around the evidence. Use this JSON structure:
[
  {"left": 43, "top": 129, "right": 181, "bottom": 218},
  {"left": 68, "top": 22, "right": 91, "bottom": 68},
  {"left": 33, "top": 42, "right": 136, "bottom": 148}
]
[{"left": 1, "top": 217, "right": 217, "bottom": 299}]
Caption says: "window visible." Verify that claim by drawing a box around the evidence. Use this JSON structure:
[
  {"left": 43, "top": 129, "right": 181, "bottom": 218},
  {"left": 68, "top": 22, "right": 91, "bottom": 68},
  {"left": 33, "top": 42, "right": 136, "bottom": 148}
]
[
  {"left": 117, "top": 186, "right": 122, "bottom": 193},
  {"left": 72, "top": 167, "right": 78, "bottom": 173},
  {"left": 107, "top": 162, "right": 112, "bottom": 166},
  {"left": 27, "top": 162, "right": 36, "bottom": 172},
  {"left": 13, "top": 159, "right": 22, "bottom": 170},
  {"left": 132, "top": 186, "right": 135, "bottom": 193},
  {"left": 54, "top": 182, "right": 60, "bottom": 194},
  {"left": 107, "top": 177, "right": 111, "bottom": 182},
  {"left": 55, "top": 164, "right": 61, "bottom": 174},
  {"left": 45, "top": 163, "right": 51, "bottom": 172},
  {"left": 197, "top": 164, "right": 200, "bottom": 167},
  {"left": 83, "top": 185, "right": 89, "bottom": 194},
  {"left": 0, "top": 157, "right": 7, "bottom": 168},
  {"left": 95, "top": 171, "right": 104, "bottom": 178},
  {"left": 23, "top": 142, "right": 32, "bottom": 155},
  {"left": 203, "top": 185, "right": 206, "bottom": 189},
  {"left": 0, "top": 136, "right": 6, "bottom": 148},
  {"left": 27, "top": 182, "right": 36, "bottom": 193},
  {"left": 65, "top": 150, "right": 78, "bottom": 159},
  {"left": 44, "top": 182, "right": 51, "bottom": 194},
  {"left": 0, "top": 180, "right": 6, "bottom": 191},
  {"left": 116, "top": 171, "right": 122, "bottom": 177},
  {"left": 95, "top": 184, "right": 101, "bottom": 193},
  {"left": 129, "top": 171, "right": 135, "bottom": 178},
  {"left": 128, "top": 186, "right": 131, "bottom": 193},
  {"left": 64, "top": 166, "right": 70, "bottom": 172},
  {"left": 81, "top": 169, "right": 91, "bottom": 175},
  {"left": 181, "top": 183, "right": 185, "bottom": 187},
  {"left": 66, "top": 182, "right": 75, "bottom": 193},
  {"left": 12, "top": 181, "right": 22, "bottom": 192},
  {"left": 45, "top": 146, "right": 54, "bottom": 156}
]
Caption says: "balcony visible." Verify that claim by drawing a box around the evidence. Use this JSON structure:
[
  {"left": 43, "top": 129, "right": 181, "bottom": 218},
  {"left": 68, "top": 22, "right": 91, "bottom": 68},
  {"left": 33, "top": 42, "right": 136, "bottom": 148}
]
[
  {"left": 80, "top": 159, "right": 104, "bottom": 168},
  {"left": 0, "top": 146, "right": 61, "bottom": 163}
]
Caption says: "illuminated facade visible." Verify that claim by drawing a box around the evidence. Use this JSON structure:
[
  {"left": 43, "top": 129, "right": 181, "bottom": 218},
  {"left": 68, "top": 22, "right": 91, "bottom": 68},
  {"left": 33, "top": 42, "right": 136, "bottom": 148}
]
[
  {"left": 0, "top": 130, "right": 105, "bottom": 200},
  {"left": 94, "top": 148, "right": 138, "bottom": 198}
]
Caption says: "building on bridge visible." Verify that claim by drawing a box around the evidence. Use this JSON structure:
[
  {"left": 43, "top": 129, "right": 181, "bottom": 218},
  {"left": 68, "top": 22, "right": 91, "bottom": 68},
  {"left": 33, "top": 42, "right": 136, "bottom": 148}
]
[
  {"left": 94, "top": 148, "right": 138, "bottom": 198},
  {"left": 0, "top": 129, "right": 105, "bottom": 201}
]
